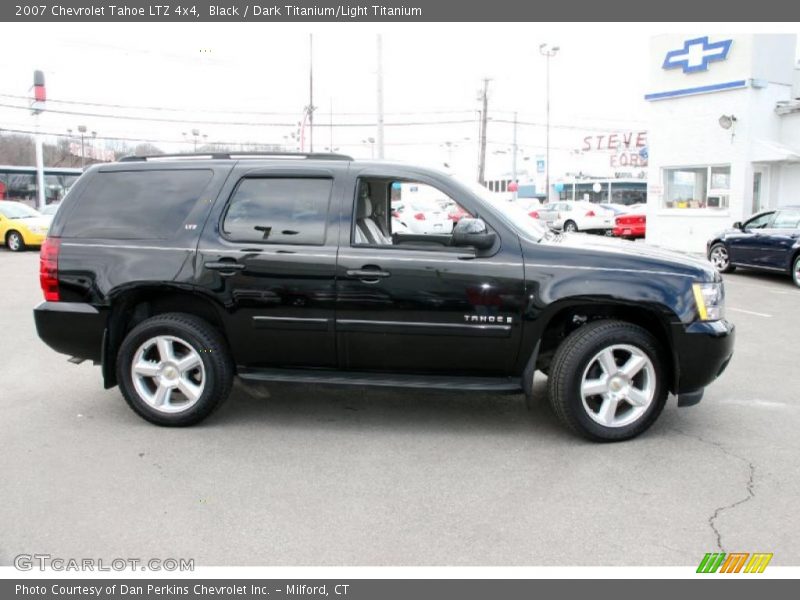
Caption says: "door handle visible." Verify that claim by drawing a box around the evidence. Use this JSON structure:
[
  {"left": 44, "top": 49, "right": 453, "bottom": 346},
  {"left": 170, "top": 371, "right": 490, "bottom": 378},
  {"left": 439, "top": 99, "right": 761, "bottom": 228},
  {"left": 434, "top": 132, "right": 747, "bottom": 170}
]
[
  {"left": 205, "top": 261, "right": 245, "bottom": 275},
  {"left": 346, "top": 268, "right": 391, "bottom": 280}
]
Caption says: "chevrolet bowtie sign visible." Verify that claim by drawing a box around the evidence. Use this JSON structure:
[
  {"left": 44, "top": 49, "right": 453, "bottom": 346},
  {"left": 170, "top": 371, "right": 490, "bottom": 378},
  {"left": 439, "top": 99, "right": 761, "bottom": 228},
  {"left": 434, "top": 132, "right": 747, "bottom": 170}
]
[{"left": 663, "top": 36, "right": 733, "bottom": 73}]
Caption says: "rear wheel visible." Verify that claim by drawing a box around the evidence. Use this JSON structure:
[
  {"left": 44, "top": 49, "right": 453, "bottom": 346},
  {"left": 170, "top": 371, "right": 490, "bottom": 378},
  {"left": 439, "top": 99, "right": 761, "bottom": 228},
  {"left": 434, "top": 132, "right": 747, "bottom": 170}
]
[
  {"left": 709, "top": 243, "right": 735, "bottom": 273},
  {"left": 116, "top": 313, "right": 233, "bottom": 426},
  {"left": 6, "top": 231, "right": 24, "bottom": 252},
  {"left": 793, "top": 255, "right": 800, "bottom": 288},
  {"left": 547, "top": 320, "right": 668, "bottom": 442},
  {"left": 563, "top": 220, "right": 578, "bottom": 233}
]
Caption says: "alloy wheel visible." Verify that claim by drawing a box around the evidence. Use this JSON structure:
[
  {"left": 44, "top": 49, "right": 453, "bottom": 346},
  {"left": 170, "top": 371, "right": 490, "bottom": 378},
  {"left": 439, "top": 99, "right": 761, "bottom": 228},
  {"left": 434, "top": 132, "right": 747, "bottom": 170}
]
[
  {"left": 7, "top": 233, "right": 21, "bottom": 251},
  {"left": 710, "top": 245, "right": 730, "bottom": 271},
  {"left": 130, "top": 335, "right": 206, "bottom": 413},
  {"left": 580, "top": 343, "right": 656, "bottom": 428}
]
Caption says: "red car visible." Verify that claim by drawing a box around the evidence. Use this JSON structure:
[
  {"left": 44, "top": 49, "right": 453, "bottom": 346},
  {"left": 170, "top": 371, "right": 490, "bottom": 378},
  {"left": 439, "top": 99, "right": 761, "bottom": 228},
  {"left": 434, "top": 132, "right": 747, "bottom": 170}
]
[{"left": 613, "top": 211, "right": 646, "bottom": 239}]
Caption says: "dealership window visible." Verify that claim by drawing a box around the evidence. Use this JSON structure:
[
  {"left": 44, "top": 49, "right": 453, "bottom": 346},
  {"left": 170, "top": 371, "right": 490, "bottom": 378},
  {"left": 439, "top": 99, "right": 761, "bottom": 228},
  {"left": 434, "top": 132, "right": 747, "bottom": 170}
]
[{"left": 663, "top": 166, "right": 730, "bottom": 209}]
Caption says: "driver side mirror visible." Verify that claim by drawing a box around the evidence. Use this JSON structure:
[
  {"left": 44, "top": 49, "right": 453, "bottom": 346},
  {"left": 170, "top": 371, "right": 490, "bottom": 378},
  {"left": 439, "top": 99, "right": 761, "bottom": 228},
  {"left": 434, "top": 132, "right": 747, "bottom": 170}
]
[
  {"left": 732, "top": 221, "right": 743, "bottom": 230},
  {"left": 452, "top": 217, "right": 496, "bottom": 250}
]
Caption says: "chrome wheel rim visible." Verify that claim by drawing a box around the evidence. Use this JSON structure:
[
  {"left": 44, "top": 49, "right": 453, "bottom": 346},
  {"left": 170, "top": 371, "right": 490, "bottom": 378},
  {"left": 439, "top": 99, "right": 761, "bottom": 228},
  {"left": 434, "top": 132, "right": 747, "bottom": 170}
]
[
  {"left": 131, "top": 335, "right": 205, "bottom": 413},
  {"left": 565, "top": 222, "right": 577, "bottom": 232},
  {"left": 8, "top": 233, "right": 20, "bottom": 251},
  {"left": 580, "top": 344, "right": 656, "bottom": 428},
  {"left": 794, "top": 258, "right": 800, "bottom": 286},
  {"left": 710, "top": 246, "right": 729, "bottom": 271}
]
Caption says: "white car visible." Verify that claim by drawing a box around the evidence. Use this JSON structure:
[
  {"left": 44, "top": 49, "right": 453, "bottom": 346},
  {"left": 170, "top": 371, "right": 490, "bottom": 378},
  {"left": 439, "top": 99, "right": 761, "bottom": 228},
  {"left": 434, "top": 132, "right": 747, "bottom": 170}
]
[
  {"left": 393, "top": 199, "right": 452, "bottom": 234},
  {"left": 539, "top": 201, "right": 615, "bottom": 233}
]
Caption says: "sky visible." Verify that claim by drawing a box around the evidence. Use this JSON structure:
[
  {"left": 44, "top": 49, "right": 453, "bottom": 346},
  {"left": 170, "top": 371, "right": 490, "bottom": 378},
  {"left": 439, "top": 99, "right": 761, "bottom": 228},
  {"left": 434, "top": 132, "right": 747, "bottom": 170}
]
[{"left": 0, "top": 23, "right": 797, "bottom": 181}]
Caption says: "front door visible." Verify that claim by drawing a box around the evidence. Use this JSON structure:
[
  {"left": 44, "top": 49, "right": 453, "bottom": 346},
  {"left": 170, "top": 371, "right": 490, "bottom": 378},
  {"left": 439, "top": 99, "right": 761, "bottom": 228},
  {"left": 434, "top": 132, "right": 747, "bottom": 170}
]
[
  {"left": 727, "top": 211, "right": 775, "bottom": 266},
  {"left": 335, "top": 170, "right": 526, "bottom": 376},
  {"left": 197, "top": 166, "right": 344, "bottom": 368}
]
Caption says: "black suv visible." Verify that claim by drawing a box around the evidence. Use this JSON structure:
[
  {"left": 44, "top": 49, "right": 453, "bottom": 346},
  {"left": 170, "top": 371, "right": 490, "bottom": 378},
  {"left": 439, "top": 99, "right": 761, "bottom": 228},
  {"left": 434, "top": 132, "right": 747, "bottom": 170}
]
[{"left": 34, "top": 153, "right": 734, "bottom": 441}]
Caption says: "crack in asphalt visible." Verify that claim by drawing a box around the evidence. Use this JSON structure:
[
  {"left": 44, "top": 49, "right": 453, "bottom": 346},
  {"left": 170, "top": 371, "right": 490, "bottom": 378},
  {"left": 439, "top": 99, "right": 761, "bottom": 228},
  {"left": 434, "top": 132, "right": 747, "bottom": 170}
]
[{"left": 671, "top": 427, "right": 756, "bottom": 552}]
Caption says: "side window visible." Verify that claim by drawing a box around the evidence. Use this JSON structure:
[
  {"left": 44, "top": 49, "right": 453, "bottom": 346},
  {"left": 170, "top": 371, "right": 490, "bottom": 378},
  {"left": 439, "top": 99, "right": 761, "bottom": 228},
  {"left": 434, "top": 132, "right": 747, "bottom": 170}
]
[
  {"left": 353, "top": 178, "right": 472, "bottom": 246},
  {"left": 62, "top": 169, "right": 213, "bottom": 239},
  {"left": 771, "top": 210, "right": 800, "bottom": 229},
  {"left": 745, "top": 212, "right": 774, "bottom": 230},
  {"left": 222, "top": 177, "right": 332, "bottom": 245}
]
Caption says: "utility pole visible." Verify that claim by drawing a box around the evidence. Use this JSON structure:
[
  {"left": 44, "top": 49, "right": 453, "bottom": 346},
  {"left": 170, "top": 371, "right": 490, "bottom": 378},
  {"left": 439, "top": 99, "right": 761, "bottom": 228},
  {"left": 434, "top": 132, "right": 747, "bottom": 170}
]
[
  {"left": 539, "top": 43, "right": 559, "bottom": 202},
  {"left": 376, "top": 34, "right": 385, "bottom": 159},
  {"left": 512, "top": 111, "right": 518, "bottom": 200},
  {"left": 308, "top": 34, "right": 315, "bottom": 152},
  {"left": 477, "top": 78, "right": 490, "bottom": 185},
  {"left": 31, "top": 70, "right": 46, "bottom": 210}
]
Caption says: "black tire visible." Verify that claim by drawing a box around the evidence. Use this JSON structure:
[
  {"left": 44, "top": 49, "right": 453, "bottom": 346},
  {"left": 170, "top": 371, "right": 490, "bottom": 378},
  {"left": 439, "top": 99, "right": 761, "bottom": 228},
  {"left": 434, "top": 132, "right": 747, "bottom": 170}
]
[
  {"left": 793, "top": 255, "right": 800, "bottom": 288},
  {"left": 116, "top": 313, "right": 234, "bottom": 426},
  {"left": 709, "top": 242, "right": 735, "bottom": 273},
  {"left": 563, "top": 220, "right": 578, "bottom": 233},
  {"left": 6, "top": 231, "right": 25, "bottom": 252},
  {"left": 547, "top": 320, "right": 668, "bottom": 442}
]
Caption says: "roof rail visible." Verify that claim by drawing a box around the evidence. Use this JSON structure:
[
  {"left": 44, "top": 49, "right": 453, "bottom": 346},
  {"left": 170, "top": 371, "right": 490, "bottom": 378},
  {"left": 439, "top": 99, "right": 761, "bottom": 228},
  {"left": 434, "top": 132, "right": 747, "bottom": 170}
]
[{"left": 118, "top": 151, "right": 353, "bottom": 162}]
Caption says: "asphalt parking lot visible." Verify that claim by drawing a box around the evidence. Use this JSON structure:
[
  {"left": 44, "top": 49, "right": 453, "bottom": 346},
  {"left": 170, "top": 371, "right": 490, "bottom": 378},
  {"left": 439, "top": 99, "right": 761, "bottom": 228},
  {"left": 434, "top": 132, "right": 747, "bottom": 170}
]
[{"left": 1, "top": 247, "right": 799, "bottom": 567}]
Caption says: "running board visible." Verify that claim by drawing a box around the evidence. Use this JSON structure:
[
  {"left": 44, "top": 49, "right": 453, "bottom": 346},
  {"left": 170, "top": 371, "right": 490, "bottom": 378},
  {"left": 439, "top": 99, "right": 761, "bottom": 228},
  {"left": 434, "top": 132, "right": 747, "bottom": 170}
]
[{"left": 237, "top": 367, "right": 522, "bottom": 393}]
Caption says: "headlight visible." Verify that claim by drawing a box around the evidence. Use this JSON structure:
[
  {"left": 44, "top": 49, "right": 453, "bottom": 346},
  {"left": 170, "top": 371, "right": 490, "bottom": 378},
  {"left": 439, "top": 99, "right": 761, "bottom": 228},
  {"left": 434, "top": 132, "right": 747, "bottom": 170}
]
[{"left": 693, "top": 282, "right": 725, "bottom": 321}]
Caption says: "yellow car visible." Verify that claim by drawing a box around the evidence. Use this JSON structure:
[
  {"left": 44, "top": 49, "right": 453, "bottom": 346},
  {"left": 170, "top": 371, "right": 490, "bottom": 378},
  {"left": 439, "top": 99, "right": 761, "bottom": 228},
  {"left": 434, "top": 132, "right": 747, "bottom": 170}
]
[{"left": 0, "top": 201, "right": 51, "bottom": 252}]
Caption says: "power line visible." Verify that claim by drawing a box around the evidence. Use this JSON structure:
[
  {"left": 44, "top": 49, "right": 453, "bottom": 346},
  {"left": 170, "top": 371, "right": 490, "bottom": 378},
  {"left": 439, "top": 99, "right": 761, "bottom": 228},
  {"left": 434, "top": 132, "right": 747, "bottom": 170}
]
[
  {"left": 0, "top": 101, "right": 483, "bottom": 128},
  {"left": 0, "top": 125, "right": 489, "bottom": 148},
  {"left": 0, "top": 92, "right": 481, "bottom": 117}
]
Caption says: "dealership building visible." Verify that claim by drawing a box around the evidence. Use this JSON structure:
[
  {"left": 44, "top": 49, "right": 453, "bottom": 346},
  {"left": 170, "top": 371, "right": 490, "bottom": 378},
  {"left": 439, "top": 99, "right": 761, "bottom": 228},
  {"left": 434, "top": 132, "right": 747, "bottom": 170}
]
[{"left": 645, "top": 33, "right": 800, "bottom": 252}]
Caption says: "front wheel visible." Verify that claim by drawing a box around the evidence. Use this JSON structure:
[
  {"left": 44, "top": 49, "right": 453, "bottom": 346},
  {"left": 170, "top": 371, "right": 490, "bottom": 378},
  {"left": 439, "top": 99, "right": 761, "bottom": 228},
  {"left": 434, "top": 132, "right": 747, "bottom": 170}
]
[
  {"left": 547, "top": 320, "right": 668, "bottom": 442},
  {"left": 709, "top": 243, "right": 735, "bottom": 273},
  {"left": 563, "top": 220, "right": 578, "bottom": 233},
  {"left": 116, "top": 313, "right": 233, "bottom": 426},
  {"left": 6, "top": 231, "right": 25, "bottom": 252},
  {"left": 793, "top": 255, "right": 800, "bottom": 288}
]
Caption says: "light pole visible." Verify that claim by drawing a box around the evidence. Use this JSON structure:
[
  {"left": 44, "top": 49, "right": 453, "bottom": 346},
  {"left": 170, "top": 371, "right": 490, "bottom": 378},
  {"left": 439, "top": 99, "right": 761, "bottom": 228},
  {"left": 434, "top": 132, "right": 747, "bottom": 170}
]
[
  {"left": 539, "top": 43, "right": 559, "bottom": 202},
  {"left": 77, "top": 124, "right": 87, "bottom": 168},
  {"left": 362, "top": 137, "right": 376, "bottom": 158}
]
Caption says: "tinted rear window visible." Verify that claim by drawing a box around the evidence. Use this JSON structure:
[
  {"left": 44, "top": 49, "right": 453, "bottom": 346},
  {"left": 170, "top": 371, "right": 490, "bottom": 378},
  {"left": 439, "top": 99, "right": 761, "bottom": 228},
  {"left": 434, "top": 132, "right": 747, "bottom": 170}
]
[
  {"left": 222, "top": 178, "right": 333, "bottom": 245},
  {"left": 62, "top": 169, "right": 213, "bottom": 239}
]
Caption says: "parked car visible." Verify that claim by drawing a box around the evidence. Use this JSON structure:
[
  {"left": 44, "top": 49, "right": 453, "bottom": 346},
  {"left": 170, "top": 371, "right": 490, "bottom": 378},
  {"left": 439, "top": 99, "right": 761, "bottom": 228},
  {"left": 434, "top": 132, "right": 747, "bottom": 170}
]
[
  {"left": 34, "top": 152, "right": 734, "bottom": 441},
  {"left": 613, "top": 207, "right": 647, "bottom": 240},
  {"left": 536, "top": 201, "right": 615, "bottom": 233},
  {"left": 513, "top": 198, "right": 544, "bottom": 219},
  {"left": 393, "top": 198, "right": 452, "bottom": 234},
  {"left": 41, "top": 202, "right": 61, "bottom": 216},
  {"left": 707, "top": 206, "right": 800, "bottom": 287},
  {"left": 0, "top": 201, "right": 51, "bottom": 251},
  {"left": 599, "top": 203, "right": 629, "bottom": 217}
]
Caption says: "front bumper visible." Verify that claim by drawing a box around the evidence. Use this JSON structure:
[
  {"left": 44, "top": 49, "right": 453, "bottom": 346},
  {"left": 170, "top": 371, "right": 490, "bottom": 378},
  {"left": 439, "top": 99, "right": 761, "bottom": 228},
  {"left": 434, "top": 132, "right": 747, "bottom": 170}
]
[
  {"left": 33, "top": 301, "right": 106, "bottom": 363},
  {"left": 671, "top": 319, "right": 735, "bottom": 396}
]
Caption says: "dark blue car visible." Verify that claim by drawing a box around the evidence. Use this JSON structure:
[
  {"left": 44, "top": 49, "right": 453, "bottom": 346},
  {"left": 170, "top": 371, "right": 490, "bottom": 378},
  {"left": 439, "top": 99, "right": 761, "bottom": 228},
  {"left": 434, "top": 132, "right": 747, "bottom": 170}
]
[{"left": 707, "top": 206, "right": 800, "bottom": 287}]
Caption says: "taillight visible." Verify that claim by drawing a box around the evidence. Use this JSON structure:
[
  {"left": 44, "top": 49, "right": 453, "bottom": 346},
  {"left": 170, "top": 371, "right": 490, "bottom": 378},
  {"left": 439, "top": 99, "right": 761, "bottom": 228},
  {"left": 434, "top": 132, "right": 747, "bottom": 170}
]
[
  {"left": 529, "top": 210, "right": 539, "bottom": 219},
  {"left": 585, "top": 210, "right": 596, "bottom": 217},
  {"left": 39, "top": 238, "right": 60, "bottom": 302},
  {"left": 638, "top": 216, "right": 646, "bottom": 224},
  {"left": 414, "top": 212, "right": 426, "bottom": 220},
  {"left": 392, "top": 210, "right": 399, "bottom": 218}
]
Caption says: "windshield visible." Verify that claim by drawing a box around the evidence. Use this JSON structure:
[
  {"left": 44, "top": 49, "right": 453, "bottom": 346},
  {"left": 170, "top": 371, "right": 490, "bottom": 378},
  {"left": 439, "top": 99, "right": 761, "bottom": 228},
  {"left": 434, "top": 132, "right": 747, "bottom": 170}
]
[
  {"left": 0, "top": 202, "right": 41, "bottom": 219},
  {"left": 455, "top": 177, "right": 551, "bottom": 242}
]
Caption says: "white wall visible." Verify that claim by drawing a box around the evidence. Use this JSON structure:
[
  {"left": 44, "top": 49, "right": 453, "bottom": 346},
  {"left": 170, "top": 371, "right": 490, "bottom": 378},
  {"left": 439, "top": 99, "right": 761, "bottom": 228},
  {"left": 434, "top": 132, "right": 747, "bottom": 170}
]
[{"left": 645, "top": 34, "right": 798, "bottom": 253}]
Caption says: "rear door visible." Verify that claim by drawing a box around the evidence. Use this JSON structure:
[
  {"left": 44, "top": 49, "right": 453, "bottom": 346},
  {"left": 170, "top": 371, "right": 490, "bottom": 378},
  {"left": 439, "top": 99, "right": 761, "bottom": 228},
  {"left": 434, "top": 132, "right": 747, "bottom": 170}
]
[{"left": 197, "top": 162, "right": 345, "bottom": 369}]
